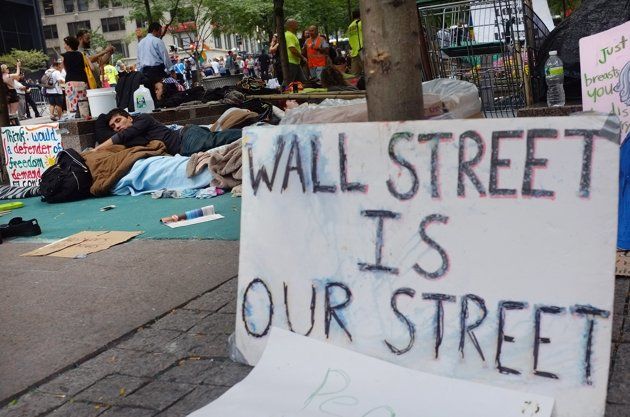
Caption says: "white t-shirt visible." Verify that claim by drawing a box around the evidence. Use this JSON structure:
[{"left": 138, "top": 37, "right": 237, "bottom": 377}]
[
  {"left": 45, "top": 69, "right": 64, "bottom": 95},
  {"left": 14, "top": 80, "right": 25, "bottom": 95},
  {"left": 211, "top": 61, "right": 220, "bottom": 74}
]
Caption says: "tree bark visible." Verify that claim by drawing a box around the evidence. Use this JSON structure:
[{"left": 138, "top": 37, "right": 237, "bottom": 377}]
[
  {"left": 274, "top": 0, "right": 289, "bottom": 86},
  {"left": 360, "top": 0, "right": 424, "bottom": 121},
  {"left": 144, "top": 0, "right": 152, "bottom": 23}
]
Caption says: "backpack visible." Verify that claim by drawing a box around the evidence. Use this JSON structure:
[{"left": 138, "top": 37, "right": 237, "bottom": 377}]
[
  {"left": 40, "top": 69, "right": 55, "bottom": 88},
  {"left": 40, "top": 149, "right": 93, "bottom": 204}
]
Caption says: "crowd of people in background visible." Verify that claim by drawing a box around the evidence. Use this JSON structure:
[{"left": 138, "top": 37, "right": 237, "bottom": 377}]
[{"left": 1, "top": 11, "right": 364, "bottom": 123}]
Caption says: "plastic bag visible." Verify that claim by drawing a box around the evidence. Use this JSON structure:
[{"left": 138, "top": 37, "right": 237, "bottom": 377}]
[{"left": 266, "top": 78, "right": 280, "bottom": 89}]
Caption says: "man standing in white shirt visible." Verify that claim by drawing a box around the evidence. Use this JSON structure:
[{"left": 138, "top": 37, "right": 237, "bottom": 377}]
[
  {"left": 44, "top": 61, "right": 65, "bottom": 121},
  {"left": 137, "top": 22, "right": 172, "bottom": 99},
  {"left": 211, "top": 58, "right": 220, "bottom": 76}
]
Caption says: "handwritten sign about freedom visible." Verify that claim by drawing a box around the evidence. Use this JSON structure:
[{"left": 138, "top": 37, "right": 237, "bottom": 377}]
[
  {"left": 189, "top": 328, "right": 554, "bottom": 417},
  {"left": 1, "top": 123, "right": 63, "bottom": 187},
  {"left": 237, "top": 115, "right": 619, "bottom": 417},
  {"left": 580, "top": 20, "right": 630, "bottom": 140}
]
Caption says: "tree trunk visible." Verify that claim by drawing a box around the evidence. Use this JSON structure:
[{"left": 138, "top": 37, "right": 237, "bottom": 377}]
[
  {"left": 274, "top": 0, "right": 289, "bottom": 86},
  {"left": 144, "top": 0, "right": 152, "bottom": 23},
  {"left": 360, "top": 0, "right": 424, "bottom": 121}
]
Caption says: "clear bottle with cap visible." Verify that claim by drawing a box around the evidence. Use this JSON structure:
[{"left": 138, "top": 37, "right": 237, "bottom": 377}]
[
  {"left": 133, "top": 85, "right": 155, "bottom": 113},
  {"left": 544, "top": 50, "right": 565, "bottom": 107}
]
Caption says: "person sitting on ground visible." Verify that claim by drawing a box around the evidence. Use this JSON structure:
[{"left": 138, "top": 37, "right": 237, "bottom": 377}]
[
  {"left": 319, "top": 66, "right": 358, "bottom": 91},
  {"left": 95, "top": 108, "right": 242, "bottom": 156}
]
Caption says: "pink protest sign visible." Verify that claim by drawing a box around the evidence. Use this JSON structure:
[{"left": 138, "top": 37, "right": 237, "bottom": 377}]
[{"left": 580, "top": 21, "right": 630, "bottom": 142}]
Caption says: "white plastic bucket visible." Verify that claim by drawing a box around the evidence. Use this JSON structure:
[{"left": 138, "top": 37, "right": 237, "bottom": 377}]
[{"left": 86, "top": 87, "right": 116, "bottom": 117}]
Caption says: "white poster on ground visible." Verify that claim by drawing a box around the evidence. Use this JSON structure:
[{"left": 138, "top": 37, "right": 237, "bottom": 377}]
[
  {"left": 580, "top": 20, "right": 630, "bottom": 142},
  {"left": 1, "top": 123, "right": 63, "bottom": 186},
  {"left": 189, "top": 328, "right": 554, "bottom": 417},
  {"left": 236, "top": 115, "right": 620, "bottom": 417}
]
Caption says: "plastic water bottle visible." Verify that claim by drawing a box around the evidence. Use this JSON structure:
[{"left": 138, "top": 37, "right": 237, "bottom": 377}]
[
  {"left": 545, "top": 51, "right": 565, "bottom": 107},
  {"left": 133, "top": 85, "right": 155, "bottom": 113}
]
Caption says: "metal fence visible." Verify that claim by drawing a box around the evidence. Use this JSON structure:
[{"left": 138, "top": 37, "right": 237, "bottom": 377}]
[
  {"left": 29, "top": 87, "right": 50, "bottom": 117},
  {"left": 419, "top": 0, "right": 550, "bottom": 117}
]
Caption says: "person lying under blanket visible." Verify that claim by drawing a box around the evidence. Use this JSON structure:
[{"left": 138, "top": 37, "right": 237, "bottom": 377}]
[{"left": 94, "top": 108, "right": 242, "bottom": 156}]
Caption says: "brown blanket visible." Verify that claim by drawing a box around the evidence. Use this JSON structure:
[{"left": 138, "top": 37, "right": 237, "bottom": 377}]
[
  {"left": 187, "top": 139, "right": 242, "bottom": 195},
  {"left": 82, "top": 141, "right": 168, "bottom": 196}
]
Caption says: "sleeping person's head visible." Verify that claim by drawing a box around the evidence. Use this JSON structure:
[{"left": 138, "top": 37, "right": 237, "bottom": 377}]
[{"left": 107, "top": 108, "right": 133, "bottom": 132}]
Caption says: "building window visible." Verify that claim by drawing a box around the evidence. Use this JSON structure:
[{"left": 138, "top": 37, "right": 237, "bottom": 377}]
[
  {"left": 63, "top": 0, "right": 74, "bottom": 13},
  {"left": 42, "top": 0, "right": 55, "bottom": 15},
  {"left": 101, "top": 17, "right": 125, "bottom": 32},
  {"left": 43, "top": 24, "right": 58, "bottom": 40},
  {"left": 225, "top": 34, "right": 232, "bottom": 50},
  {"left": 110, "top": 40, "right": 128, "bottom": 58},
  {"left": 67, "top": 20, "right": 91, "bottom": 37},
  {"left": 77, "top": 0, "right": 89, "bottom": 11},
  {"left": 214, "top": 35, "right": 222, "bottom": 49},
  {"left": 111, "top": 0, "right": 122, "bottom": 6},
  {"left": 98, "top": 0, "right": 108, "bottom": 7}
]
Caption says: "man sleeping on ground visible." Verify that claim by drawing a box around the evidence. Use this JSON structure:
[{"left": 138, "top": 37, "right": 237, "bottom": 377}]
[{"left": 94, "top": 108, "right": 242, "bottom": 156}]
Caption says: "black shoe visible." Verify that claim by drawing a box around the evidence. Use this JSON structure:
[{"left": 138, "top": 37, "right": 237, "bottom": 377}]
[{"left": 0, "top": 217, "right": 42, "bottom": 244}]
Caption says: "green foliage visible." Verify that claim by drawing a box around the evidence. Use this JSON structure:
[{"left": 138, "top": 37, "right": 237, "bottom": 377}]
[
  {"left": 546, "top": 0, "right": 582, "bottom": 16},
  {"left": 204, "top": 0, "right": 275, "bottom": 37},
  {"left": 0, "top": 49, "right": 49, "bottom": 71},
  {"left": 88, "top": 29, "right": 109, "bottom": 50},
  {"left": 285, "top": 0, "right": 359, "bottom": 35}
]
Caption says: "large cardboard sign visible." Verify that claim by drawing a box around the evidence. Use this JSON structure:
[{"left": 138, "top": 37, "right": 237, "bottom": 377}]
[
  {"left": 190, "top": 328, "right": 554, "bottom": 417},
  {"left": 580, "top": 21, "right": 630, "bottom": 142},
  {"left": 1, "top": 123, "right": 63, "bottom": 186},
  {"left": 237, "top": 115, "right": 619, "bottom": 417}
]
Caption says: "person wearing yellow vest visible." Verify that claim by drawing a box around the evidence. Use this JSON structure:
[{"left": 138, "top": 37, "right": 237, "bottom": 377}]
[
  {"left": 347, "top": 9, "right": 364, "bottom": 76},
  {"left": 302, "top": 25, "right": 329, "bottom": 80},
  {"left": 103, "top": 63, "right": 118, "bottom": 87},
  {"left": 284, "top": 18, "right": 306, "bottom": 84}
]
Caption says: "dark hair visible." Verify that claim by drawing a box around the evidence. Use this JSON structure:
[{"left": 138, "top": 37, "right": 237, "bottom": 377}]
[
  {"left": 106, "top": 108, "right": 131, "bottom": 121},
  {"left": 320, "top": 66, "right": 346, "bottom": 88},
  {"left": 63, "top": 36, "right": 80, "bottom": 50},
  {"left": 352, "top": 9, "right": 360, "bottom": 19},
  {"left": 148, "top": 22, "right": 162, "bottom": 33},
  {"left": 76, "top": 29, "right": 89, "bottom": 38}
]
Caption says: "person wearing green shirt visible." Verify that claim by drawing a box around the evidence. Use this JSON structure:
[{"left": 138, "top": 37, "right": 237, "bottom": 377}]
[
  {"left": 347, "top": 9, "right": 364, "bottom": 76},
  {"left": 285, "top": 18, "right": 305, "bottom": 84}
]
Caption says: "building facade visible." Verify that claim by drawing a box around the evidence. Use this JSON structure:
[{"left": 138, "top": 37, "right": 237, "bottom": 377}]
[
  {"left": 0, "top": 0, "right": 46, "bottom": 54},
  {"left": 40, "top": 0, "right": 262, "bottom": 67}
]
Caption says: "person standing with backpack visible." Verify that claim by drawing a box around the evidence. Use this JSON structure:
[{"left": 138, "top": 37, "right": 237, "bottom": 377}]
[{"left": 43, "top": 61, "right": 65, "bottom": 121}]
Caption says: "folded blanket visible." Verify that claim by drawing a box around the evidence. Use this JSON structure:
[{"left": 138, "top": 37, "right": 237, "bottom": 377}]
[
  {"left": 112, "top": 154, "right": 213, "bottom": 196},
  {"left": 187, "top": 139, "right": 242, "bottom": 195},
  {"left": 210, "top": 108, "right": 258, "bottom": 132},
  {"left": 82, "top": 141, "right": 168, "bottom": 196}
]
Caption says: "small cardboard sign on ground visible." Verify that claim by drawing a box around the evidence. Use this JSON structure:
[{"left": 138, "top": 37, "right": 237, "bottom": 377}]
[
  {"left": 580, "top": 20, "right": 630, "bottom": 141},
  {"left": 22, "top": 231, "right": 142, "bottom": 258},
  {"left": 1, "top": 123, "right": 63, "bottom": 187},
  {"left": 237, "top": 115, "right": 619, "bottom": 417},
  {"left": 189, "top": 328, "right": 554, "bottom": 417}
]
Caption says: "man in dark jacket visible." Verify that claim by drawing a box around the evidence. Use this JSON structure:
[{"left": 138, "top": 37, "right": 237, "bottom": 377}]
[{"left": 94, "top": 108, "right": 241, "bottom": 156}]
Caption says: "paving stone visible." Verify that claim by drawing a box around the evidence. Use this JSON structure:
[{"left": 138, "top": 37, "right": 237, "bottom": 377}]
[
  {"left": 122, "top": 381, "right": 195, "bottom": 411},
  {"left": 151, "top": 310, "right": 210, "bottom": 332},
  {"left": 48, "top": 400, "right": 110, "bottom": 416},
  {"left": 217, "top": 302, "right": 237, "bottom": 314},
  {"left": 612, "top": 279, "right": 629, "bottom": 342},
  {"left": 0, "top": 390, "right": 67, "bottom": 417},
  {"left": 83, "top": 349, "right": 178, "bottom": 378},
  {"left": 74, "top": 374, "right": 150, "bottom": 405},
  {"left": 155, "top": 385, "right": 229, "bottom": 417},
  {"left": 607, "top": 380, "right": 630, "bottom": 404},
  {"left": 183, "top": 290, "right": 236, "bottom": 313},
  {"left": 605, "top": 403, "right": 630, "bottom": 417},
  {"left": 158, "top": 359, "right": 216, "bottom": 385},
  {"left": 36, "top": 365, "right": 111, "bottom": 397},
  {"left": 189, "top": 313, "right": 236, "bottom": 335},
  {"left": 202, "top": 359, "right": 252, "bottom": 387},
  {"left": 98, "top": 406, "right": 156, "bottom": 417},
  {"left": 117, "top": 329, "right": 183, "bottom": 353},
  {"left": 611, "top": 344, "right": 630, "bottom": 383},
  {"left": 162, "top": 332, "right": 230, "bottom": 358}
]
